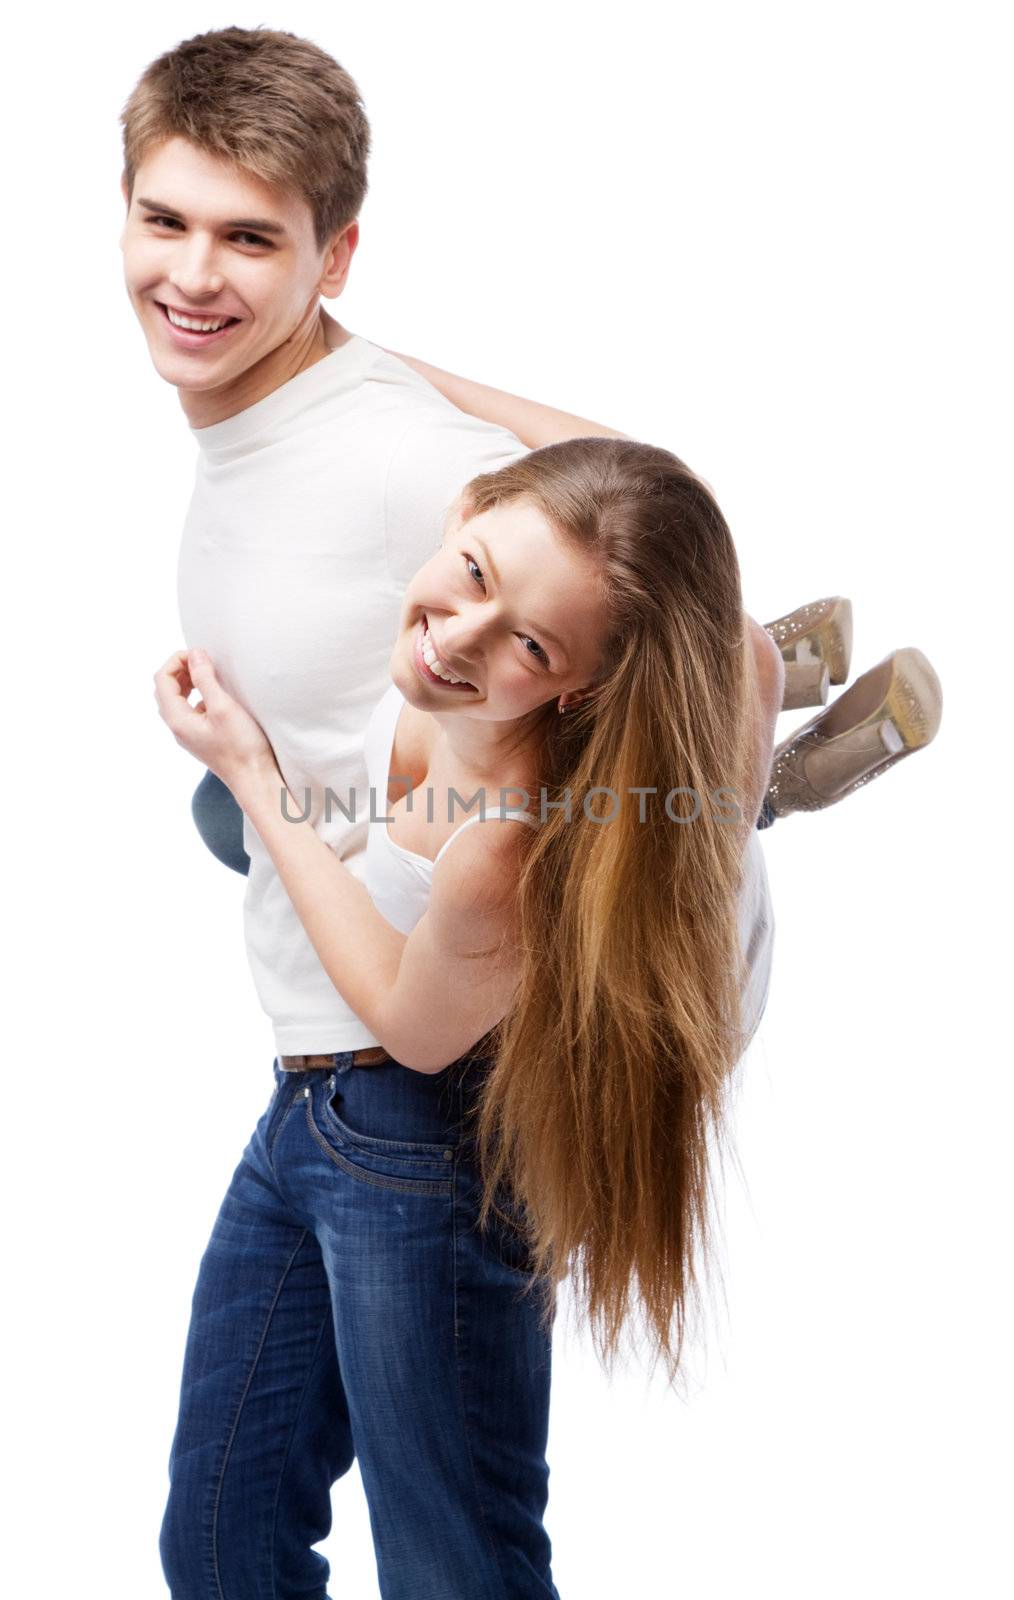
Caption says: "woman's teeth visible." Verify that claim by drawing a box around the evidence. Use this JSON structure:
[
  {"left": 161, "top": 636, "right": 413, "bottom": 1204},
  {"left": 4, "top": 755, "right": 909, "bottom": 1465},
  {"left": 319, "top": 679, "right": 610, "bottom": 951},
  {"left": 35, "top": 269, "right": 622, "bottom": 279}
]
[
  {"left": 421, "top": 621, "right": 473, "bottom": 687},
  {"left": 165, "top": 306, "right": 234, "bottom": 332}
]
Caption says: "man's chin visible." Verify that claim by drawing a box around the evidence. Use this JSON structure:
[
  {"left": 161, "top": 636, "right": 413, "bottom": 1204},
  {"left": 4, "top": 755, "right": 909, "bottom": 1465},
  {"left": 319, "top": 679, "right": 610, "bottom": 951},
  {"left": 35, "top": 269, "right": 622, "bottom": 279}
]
[
  {"left": 146, "top": 346, "right": 235, "bottom": 394},
  {"left": 136, "top": 310, "right": 253, "bottom": 393}
]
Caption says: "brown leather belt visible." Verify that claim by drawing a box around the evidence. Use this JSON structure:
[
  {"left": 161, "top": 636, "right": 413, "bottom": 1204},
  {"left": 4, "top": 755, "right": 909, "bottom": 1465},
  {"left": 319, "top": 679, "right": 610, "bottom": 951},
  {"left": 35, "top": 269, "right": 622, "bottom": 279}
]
[
  {"left": 278, "top": 1046, "right": 390, "bottom": 1071},
  {"left": 279, "top": 1030, "right": 499, "bottom": 1074}
]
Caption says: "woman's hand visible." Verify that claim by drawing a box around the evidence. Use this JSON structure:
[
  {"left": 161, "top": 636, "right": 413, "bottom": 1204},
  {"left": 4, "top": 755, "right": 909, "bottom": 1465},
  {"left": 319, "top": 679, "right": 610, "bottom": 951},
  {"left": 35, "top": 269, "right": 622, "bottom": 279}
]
[{"left": 153, "top": 648, "right": 279, "bottom": 793}]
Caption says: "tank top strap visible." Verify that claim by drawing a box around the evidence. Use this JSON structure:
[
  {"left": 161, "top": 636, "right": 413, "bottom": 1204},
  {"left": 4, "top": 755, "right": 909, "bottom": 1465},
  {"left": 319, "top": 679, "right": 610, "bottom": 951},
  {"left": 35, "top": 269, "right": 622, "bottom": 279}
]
[{"left": 432, "top": 807, "right": 540, "bottom": 867}]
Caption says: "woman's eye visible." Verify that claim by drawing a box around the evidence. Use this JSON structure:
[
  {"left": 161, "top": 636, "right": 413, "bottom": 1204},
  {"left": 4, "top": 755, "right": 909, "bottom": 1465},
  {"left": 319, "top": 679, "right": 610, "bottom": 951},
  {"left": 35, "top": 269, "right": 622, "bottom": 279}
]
[
  {"left": 463, "top": 555, "right": 549, "bottom": 666},
  {"left": 522, "top": 637, "right": 550, "bottom": 665}
]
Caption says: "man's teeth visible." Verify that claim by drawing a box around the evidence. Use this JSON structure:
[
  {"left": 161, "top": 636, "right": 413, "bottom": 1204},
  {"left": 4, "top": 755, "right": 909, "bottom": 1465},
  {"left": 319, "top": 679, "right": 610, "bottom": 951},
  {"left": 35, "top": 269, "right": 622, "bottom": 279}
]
[
  {"left": 165, "top": 306, "right": 233, "bottom": 332},
  {"left": 422, "top": 623, "right": 471, "bottom": 685}
]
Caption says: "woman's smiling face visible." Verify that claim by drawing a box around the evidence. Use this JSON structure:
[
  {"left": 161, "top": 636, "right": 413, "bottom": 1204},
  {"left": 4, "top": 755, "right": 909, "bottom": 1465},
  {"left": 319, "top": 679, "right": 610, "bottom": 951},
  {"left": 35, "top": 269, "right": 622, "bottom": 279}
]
[{"left": 391, "top": 497, "right": 610, "bottom": 722}]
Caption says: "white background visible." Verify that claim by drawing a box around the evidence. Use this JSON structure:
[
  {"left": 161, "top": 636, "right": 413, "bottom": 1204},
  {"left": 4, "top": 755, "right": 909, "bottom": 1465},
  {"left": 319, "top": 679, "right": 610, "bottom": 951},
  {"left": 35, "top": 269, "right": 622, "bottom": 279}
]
[{"left": 3, "top": 2, "right": 1011, "bottom": 1595}]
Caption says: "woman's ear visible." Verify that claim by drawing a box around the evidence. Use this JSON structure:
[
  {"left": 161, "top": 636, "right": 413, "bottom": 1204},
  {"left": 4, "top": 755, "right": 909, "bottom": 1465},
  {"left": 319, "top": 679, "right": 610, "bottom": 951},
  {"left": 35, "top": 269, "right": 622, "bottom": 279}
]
[{"left": 558, "top": 688, "right": 594, "bottom": 713}]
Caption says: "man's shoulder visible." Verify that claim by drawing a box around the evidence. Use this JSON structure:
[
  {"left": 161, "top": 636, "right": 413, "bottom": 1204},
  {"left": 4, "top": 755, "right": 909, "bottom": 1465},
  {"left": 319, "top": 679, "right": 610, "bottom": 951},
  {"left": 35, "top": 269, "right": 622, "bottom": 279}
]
[
  {"left": 379, "top": 381, "right": 527, "bottom": 585},
  {"left": 358, "top": 340, "right": 526, "bottom": 451}
]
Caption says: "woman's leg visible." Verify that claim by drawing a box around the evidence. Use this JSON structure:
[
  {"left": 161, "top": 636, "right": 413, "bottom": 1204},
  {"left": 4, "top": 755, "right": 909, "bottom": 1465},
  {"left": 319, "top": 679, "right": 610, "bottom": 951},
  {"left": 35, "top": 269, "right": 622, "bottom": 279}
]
[
  {"left": 159, "top": 1061, "right": 356, "bottom": 1599},
  {"left": 290, "top": 1052, "right": 561, "bottom": 1600}
]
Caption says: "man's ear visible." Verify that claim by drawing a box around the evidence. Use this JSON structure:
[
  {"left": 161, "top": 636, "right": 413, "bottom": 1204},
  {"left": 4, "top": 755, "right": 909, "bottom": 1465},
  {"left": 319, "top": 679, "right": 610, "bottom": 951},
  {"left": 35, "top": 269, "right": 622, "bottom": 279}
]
[{"left": 319, "top": 219, "right": 359, "bottom": 300}]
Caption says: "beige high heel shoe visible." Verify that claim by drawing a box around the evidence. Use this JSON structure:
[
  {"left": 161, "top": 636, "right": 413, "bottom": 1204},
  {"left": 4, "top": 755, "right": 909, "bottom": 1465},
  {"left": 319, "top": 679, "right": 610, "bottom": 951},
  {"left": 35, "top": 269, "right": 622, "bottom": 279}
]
[
  {"left": 765, "top": 646, "right": 942, "bottom": 817},
  {"left": 764, "top": 597, "right": 854, "bottom": 710}
]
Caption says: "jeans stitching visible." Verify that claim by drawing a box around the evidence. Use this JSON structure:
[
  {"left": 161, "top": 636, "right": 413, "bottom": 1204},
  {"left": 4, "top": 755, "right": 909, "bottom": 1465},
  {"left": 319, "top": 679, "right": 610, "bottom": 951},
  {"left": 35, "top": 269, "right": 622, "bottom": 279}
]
[
  {"left": 322, "top": 1090, "right": 453, "bottom": 1158},
  {"left": 304, "top": 1096, "right": 453, "bottom": 1196},
  {"left": 210, "top": 1227, "right": 312, "bottom": 1600},
  {"left": 267, "top": 1085, "right": 299, "bottom": 1167}
]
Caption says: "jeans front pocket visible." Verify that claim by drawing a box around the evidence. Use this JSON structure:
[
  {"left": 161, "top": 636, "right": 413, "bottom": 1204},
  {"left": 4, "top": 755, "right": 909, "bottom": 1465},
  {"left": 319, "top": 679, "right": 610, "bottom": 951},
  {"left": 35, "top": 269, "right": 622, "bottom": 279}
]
[{"left": 305, "top": 1077, "right": 455, "bottom": 1197}]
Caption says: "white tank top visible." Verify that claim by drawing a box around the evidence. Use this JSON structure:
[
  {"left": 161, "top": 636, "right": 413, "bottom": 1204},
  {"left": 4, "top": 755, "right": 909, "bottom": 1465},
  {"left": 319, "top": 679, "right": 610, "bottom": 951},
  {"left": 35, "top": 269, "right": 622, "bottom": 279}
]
[
  {"left": 363, "top": 683, "right": 540, "bottom": 936},
  {"left": 362, "top": 682, "right": 773, "bottom": 1047}
]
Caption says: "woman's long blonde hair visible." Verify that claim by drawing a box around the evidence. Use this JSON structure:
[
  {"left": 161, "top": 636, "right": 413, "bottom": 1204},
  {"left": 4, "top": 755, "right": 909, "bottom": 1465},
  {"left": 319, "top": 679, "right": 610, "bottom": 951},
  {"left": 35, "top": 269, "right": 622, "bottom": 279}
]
[{"left": 461, "top": 437, "right": 757, "bottom": 1386}]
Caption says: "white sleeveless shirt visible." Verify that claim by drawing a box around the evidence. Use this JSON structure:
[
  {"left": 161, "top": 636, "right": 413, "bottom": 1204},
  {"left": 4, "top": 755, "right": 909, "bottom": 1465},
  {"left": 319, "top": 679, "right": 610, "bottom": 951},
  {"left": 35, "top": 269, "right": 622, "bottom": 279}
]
[
  {"left": 363, "top": 683, "right": 540, "bottom": 936},
  {"left": 363, "top": 682, "right": 774, "bottom": 1049}
]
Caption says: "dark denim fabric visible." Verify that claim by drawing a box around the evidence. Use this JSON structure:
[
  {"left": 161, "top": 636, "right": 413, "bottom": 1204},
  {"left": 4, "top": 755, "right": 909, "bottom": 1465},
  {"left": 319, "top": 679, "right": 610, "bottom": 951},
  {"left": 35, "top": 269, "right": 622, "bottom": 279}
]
[
  {"left": 191, "top": 769, "right": 250, "bottom": 876},
  {"left": 159, "top": 1051, "right": 560, "bottom": 1600}
]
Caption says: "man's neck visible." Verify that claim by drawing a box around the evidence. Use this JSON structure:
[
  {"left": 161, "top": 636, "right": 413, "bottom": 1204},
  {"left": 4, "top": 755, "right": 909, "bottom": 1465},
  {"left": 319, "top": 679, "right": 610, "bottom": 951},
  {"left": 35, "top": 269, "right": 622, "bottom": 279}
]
[{"left": 178, "top": 308, "right": 353, "bottom": 429}]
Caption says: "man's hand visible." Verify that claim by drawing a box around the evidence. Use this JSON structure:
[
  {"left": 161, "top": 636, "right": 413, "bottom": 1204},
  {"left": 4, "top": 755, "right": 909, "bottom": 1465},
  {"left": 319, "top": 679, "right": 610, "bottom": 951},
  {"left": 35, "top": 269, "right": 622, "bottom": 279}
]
[{"left": 153, "top": 648, "right": 279, "bottom": 793}]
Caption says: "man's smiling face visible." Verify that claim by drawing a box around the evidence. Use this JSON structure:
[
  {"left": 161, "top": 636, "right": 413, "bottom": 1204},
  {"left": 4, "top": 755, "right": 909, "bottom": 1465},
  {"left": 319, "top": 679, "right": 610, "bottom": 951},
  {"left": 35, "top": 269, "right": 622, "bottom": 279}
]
[{"left": 120, "top": 136, "right": 355, "bottom": 410}]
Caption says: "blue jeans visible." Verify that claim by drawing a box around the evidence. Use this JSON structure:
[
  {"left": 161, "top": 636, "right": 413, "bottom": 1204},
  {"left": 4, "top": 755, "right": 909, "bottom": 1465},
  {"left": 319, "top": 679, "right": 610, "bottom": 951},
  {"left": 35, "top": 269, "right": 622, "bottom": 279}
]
[
  {"left": 159, "top": 1051, "right": 560, "bottom": 1600},
  {"left": 191, "top": 767, "right": 776, "bottom": 877},
  {"left": 191, "top": 770, "right": 251, "bottom": 874}
]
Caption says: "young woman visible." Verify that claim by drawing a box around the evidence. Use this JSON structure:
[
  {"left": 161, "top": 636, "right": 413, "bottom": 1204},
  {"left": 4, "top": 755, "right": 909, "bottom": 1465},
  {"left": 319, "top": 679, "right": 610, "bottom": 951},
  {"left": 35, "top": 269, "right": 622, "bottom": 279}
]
[
  {"left": 153, "top": 437, "right": 790, "bottom": 1596},
  {"left": 187, "top": 351, "right": 944, "bottom": 875}
]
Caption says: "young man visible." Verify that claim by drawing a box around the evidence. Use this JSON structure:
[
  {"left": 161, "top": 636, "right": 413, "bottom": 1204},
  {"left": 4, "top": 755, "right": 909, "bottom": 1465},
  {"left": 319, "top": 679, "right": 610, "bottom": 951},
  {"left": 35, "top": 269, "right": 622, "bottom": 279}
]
[{"left": 121, "top": 25, "right": 782, "bottom": 1600}]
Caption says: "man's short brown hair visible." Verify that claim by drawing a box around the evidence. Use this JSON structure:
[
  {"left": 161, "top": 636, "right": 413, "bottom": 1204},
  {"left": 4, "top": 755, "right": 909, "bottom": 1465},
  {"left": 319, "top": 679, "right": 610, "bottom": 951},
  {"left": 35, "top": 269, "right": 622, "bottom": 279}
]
[{"left": 120, "top": 26, "right": 371, "bottom": 248}]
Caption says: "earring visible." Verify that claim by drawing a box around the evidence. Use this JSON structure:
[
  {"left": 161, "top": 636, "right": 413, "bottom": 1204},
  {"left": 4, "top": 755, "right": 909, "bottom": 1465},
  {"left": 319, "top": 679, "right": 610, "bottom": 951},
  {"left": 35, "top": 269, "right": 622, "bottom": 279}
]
[{"left": 557, "top": 702, "right": 568, "bottom": 714}]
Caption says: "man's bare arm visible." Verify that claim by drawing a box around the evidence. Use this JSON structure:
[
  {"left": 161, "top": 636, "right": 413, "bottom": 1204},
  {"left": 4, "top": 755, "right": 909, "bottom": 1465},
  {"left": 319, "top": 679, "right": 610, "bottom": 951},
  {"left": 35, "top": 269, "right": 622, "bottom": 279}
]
[{"left": 384, "top": 351, "right": 630, "bottom": 449}]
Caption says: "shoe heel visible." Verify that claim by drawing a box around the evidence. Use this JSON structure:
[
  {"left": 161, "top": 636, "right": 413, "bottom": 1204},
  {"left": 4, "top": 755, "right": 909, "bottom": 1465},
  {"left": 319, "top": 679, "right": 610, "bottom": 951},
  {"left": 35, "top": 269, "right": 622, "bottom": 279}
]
[
  {"left": 766, "top": 645, "right": 943, "bottom": 816},
  {"left": 764, "top": 597, "right": 854, "bottom": 685},
  {"left": 882, "top": 646, "right": 944, "bottom": 750},
  {"left": 782, "top": 660, "right": 830, "bottom": 710}
]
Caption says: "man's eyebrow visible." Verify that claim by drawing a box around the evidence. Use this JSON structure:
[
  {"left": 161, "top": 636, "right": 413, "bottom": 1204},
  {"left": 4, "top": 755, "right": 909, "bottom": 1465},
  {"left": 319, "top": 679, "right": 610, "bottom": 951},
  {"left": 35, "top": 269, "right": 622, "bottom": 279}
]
[
  {"left": 136, "top": 198, "right": 289, "bottom": 236},
  {"left": 471, "top": 536, "right": 570, "bottom": 664}
]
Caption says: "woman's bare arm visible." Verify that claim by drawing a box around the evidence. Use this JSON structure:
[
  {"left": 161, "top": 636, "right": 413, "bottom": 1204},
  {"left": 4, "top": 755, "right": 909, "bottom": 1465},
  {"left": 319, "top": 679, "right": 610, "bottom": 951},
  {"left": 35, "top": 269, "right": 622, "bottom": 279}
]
[
  {"left": 155, "top": 648, "right": 523, "bottom": 1072},
  {"left": 235, "top": 767, "right": 524, "bottom": 1072},
  {"left": 384, "top": 350, "right": 630, "bottom": 449}
]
